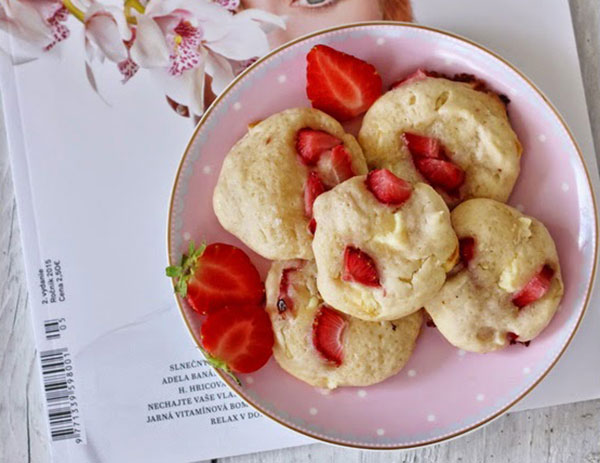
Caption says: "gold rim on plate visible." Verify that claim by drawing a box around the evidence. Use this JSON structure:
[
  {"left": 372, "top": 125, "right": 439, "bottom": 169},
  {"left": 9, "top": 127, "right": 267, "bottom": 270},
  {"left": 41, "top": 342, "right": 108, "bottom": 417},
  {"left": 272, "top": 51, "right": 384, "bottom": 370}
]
[{"left": 166, "top": 21, "right": 598, "bottom": 450}]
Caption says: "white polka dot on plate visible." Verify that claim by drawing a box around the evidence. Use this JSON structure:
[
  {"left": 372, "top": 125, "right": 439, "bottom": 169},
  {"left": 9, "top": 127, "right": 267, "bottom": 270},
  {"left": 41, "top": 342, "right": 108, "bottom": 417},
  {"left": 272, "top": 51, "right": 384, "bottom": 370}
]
[
  {"left": 202, "top": 165, "right": 212, "bottom": 174},
  {"left": 183, "top": 232, "right": 191, "bottom": 241},
  {"left": 233, "top": 102, "right": 242, "bottom": 111},
  {"left": 457, "top": 349, "right": 466, "bottom": 357},
  {"left": 444, "top": 57, "right": 454, "bottom": 65},
  {"left": 376, "top": 428, "right": 385, "bottom": 436},
  {"left": 277, "top": 74, "right": 287, "bottom": 83},
  {"left": 427, "top": 414, "right": 436, "bottom": 422},
  {"left": 476, "top": 393, "right": 485, "bottom": 402},
  {"left": 515, "top": 204, "right": 525, "bottom": 212},
  {"left": 523, "top": 366, "right": 531, "bottom": 375},
  {"left": 357, "top": 389, "right": 367, "bottom": 398},
  {"left": 317, "top": 388, "right": 330, "bottom": 396},
  {"left": 246, "top": 376, "right": 254, "bottom": 384},
  {"left": 309, "top": 407, "right": 318, "bottom": 415},
  {"left": 538, "top": 134, "right": 547, "bottom": 143},
  {"left": 509, "top": 88, "right": 518, "bottom": 96},
  {"left": 561, "top": 182, "right": 570, "bottom": 192},
  {"left": 407, "top": 369, "right": 417, "bottom": 377},
  {"left": 376, "top": 37, "right": 385, "bottom": 46}
]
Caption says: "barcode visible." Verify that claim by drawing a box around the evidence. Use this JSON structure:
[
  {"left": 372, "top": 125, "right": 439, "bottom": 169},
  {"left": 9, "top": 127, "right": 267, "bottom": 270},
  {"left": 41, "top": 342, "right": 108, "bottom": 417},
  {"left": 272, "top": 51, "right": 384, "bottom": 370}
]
[
  {"left": 44, "top": 319, "right": 61, "bottom": 340},
  {"left": 40, "top": 348, "right": 82, "bottom": 442}
]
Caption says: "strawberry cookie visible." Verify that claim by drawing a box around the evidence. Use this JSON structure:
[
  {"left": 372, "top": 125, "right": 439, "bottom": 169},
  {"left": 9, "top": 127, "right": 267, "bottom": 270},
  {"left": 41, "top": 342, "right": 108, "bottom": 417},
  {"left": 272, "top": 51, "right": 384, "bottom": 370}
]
[
  {"left": 358, "top": 71, "right": 522, "bottom": 206},
  {"left": 312, "top": 169, "right": 458, "bottom": 321},
  {"left": 213, "top": 107, "right": 367, "bottom": 260},
  {"left": 425, "top": 199, "right": 564, "bottom": 353},
  {"left": 265, "top": 260, "right": 422, "bottom": 389}
]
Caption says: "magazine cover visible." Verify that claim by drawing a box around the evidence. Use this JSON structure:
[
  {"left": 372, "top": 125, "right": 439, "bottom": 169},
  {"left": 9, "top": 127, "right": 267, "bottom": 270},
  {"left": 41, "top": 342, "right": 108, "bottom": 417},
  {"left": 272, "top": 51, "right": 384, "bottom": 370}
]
[{"left": 1, "top": 0, "right": 598, "bottom": 461}]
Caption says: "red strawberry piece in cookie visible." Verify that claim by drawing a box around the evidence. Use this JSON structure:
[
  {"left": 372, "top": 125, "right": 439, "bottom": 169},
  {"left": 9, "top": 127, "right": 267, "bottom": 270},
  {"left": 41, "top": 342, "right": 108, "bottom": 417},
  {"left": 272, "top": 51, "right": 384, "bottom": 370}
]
[
  {"left": 342, "top": 246, "right": 381, "bottom": 288},
  {"left": 166, "top": 241, "right": 264, "bottom": 315},
  {"left": 312, "top": 305, "right": 347, "bottom": 366},
  {"left": 459, "top": 237, "right": 475, "bottom": 266},
  {"left": 316, "top": 144, "right": 356, "bottom": 188},
  {"left": 276, "top": 264, "right": 303, "bottom": 318},
  {"left": 306, "top": 44, "right": 382, "bottom": 121},
  {"left": 365, "top": 168, "right": 412, "bottom": 206},
  {"left": 201, "top": 305, "right": 274, "bottom": 375},
  {"left": 304, "top": 171, "right": 327, "bottom": 218},
  {"left": 296, "top": 128, "right": 342, "bottom": 166},
  {"left": 512, "top": 265, "right": 555, "bottom": 309},
  {"left": 402, "top": 132, "right": 465, "bottom": 193}
]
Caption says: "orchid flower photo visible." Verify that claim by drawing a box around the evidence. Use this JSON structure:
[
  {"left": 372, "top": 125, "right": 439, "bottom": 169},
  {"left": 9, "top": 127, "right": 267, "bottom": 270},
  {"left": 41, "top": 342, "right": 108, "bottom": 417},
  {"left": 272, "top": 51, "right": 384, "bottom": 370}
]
[{"left": 0, "top": 0, "right": 285, "bottom": 117}]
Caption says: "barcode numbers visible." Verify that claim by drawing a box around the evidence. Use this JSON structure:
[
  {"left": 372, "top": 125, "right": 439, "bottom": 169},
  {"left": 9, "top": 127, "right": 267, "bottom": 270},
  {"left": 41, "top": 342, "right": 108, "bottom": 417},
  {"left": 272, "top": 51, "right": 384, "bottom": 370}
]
[
  {"left": 40, "top": 348, "right": 83, "bottom": 442},
  {"left": 44, "top": 318, "right": 64, "bottom": 340}
]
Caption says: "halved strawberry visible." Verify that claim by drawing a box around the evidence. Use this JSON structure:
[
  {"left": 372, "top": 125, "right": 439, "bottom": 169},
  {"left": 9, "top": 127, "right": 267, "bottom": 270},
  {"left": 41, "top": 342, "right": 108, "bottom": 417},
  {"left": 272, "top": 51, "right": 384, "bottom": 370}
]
[
  {"left": 277, "top": 267, "right": 298, "bottom": 317},
  {"left": 365, "top": 168, "right": 412, "bottom": 206},
  {"left": 201, "top": 305, "right": 274, "bottom": 374},
  {"left": 413, "top": 158, "right": 465, "bottom": 191},
  {"left": 512, "top": 265, "right": 555, "bottom": 308},
  {"left": 306, "top": 44, "right": 382, "bottom": 121},
  {"left": 304, "top": 171, "right": 326, "bottom": 218},
  {"left": 312, "top": 305, "right": 346, "bottom": 366},
  {"left": 296, "top": 128, "right": 342, "bottom": 166},
  {"left": 459, "top": 237, "right": 475, "bottom": 266},
  {"left": 317, "top": 144, "right": 356, "bottom": 187},
  {"left": 402, "top": 133, "right": 441, "bottom": 158},
  {"left": 308, "top": 218, "right": 317, "bottom": 235},
  {"left": 166, "top": 242, "right": 264, "bottom": 315},
  {"left": 342, "top": 246, "right": 381, "bottom": 287}
]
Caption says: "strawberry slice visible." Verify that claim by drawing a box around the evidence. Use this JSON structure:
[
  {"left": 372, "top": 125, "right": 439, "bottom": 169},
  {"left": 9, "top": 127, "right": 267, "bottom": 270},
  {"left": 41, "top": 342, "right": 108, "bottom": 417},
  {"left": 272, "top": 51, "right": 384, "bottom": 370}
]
[
  {"left": 306, "top": 44, "right": 383, "bottom": 121},
  {"left": 342, "top": 246, "right": 381, "bottom": 288},
  {"left": 459, "top": 237, "right": 475, "bottom": 266},
  {"left": 402, "top": 133, "right": 441, "bottom": 158},
  {"left": 413, "top": 158, "right": 465, "bottom": 191},
  {"left": 201, "top": 305, "right": 274, "bottom": 374},
  {"left": 166, "top": 242, "right": 264, "bottom": 315},
  {"left": 277, "top": 267, "right": 298, "bottom": 317},
  {"left": 304, "top": 171, "right": 326, "bottom": 218},
  {"left": 365, "top": 168, "right": 412, "bottom": 206},
  {"left": 317, "top": 144, "right": 356, "bottom": 187},
  {"left": 296, "top": 128, "right": 342, "bottom": 166},
  {"left": 312, "top": 305, "right": 347, "bottom": 366},
  {"left": 512, "top": 265, "right": 555, "bottom": 308},
  {"left": 308, "top": 218, "right": 317, "bottom": 235}
]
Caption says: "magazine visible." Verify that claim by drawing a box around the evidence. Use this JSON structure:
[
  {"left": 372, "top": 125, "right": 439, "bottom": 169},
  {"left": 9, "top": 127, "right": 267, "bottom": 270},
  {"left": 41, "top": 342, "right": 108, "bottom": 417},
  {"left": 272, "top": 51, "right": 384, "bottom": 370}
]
[{"left": 1, "top": 0, "right": 598, "bottom": 461}]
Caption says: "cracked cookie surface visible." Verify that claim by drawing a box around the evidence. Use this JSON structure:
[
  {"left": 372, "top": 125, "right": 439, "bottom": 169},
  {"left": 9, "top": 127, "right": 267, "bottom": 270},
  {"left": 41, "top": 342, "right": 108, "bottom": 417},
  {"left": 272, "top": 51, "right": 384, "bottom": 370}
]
[
  {"left": 213, "top": 107, "right": 367, "bottom": 260},
  {"left": 312, "top": 176, "right": 458, "bottom": 321},
  {"left": 425, "top": 199, "right": 564, "bottom": 353},
  {"left": 358, "top": 76, "right": 522, "bottom": 206},
  {"left": 265, "top": 260, "right": 423, "bottom": 389}
]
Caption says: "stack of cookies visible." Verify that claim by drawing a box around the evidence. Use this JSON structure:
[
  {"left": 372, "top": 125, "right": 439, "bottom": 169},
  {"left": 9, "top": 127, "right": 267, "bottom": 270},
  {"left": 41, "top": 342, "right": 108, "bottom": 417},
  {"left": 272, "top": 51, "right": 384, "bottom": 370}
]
[{"left": 212, "top": 69, "right": 563, "bottom": 390}]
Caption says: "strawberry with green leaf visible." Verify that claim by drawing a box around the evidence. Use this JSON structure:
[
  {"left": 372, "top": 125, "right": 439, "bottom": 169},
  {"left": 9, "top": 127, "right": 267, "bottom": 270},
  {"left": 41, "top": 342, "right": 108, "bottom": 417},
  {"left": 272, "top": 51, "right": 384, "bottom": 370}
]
[{"left": 166, "top": 241, "right": 264, "bottom": 315}]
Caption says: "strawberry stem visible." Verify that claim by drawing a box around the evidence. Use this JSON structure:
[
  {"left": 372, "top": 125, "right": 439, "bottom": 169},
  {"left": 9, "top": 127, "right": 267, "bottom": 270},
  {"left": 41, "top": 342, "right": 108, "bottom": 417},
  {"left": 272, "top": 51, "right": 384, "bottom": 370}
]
[
  {"left": 199, "top": 346, "right": 242, "bottom": 386},
  {"left": 165, "top": 241, "right": 206, "bottom": 298}
]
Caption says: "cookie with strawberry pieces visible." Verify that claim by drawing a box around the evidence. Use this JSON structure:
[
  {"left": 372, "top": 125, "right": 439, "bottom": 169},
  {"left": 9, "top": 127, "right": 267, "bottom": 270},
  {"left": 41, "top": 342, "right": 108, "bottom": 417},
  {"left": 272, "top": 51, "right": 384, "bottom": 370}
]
[
  {"left": 265, "top": 259, "right": 422, "bottom": 389},
  {"left": 213, "top": 107, "right": 368, "bottom": 260},
  {"left": 358, "top": 70, "right": 522, "bottom": 207},
  {"left": 312, "top": 169, "right": 459, "bottom": 321},
  {"left": 425, "top": 199, "right": 564, "bottom": 353}
]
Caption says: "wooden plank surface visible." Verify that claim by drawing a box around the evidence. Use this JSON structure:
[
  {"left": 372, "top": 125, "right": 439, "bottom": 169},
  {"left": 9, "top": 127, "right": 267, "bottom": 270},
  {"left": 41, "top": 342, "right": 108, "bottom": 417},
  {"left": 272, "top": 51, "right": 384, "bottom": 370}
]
[{"left": 1, "top": 1, "right": 599, "bottom": 461}]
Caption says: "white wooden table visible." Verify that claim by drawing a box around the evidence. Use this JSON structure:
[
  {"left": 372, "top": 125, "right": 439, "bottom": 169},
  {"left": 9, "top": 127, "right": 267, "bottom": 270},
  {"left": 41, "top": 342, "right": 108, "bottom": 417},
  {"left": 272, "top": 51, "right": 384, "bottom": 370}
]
[{"left": 2, "top": 2, "right": 600, "bottom": 461}]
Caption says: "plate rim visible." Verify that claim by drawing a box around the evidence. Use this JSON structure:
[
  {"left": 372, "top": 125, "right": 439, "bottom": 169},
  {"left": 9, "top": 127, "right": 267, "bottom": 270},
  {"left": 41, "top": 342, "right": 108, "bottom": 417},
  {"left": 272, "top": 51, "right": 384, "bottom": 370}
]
[{"left": 166, "top": 21, "right": 599, "bottom": 450}]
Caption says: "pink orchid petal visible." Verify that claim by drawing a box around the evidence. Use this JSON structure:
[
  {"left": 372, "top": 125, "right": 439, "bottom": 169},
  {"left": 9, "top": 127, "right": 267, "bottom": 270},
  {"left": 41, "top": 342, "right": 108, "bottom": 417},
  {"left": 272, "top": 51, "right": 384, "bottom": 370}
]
[
  {"left": 234, "top": 8, "right": 286, "bottom": 33},
  {"left": 129, "top": 14, "right": 170, "bottom": 68},
  {"left": 205, "top": 51, "right": 233, "bottom": 95},
  {"left": 85, "top": 11, "right": 127, "bottom": 62},
  {"left": 206, "top": 18, "right": 269, "bottom": 61}
]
